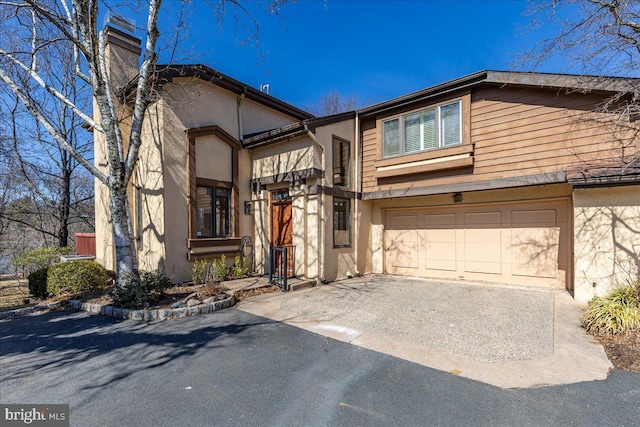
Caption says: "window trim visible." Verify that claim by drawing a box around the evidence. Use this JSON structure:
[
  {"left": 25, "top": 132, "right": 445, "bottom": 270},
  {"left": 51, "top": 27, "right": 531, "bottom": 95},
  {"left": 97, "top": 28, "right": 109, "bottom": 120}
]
[
  {"left": 187, "top": 125, "right": 240, "bottom": 242},
  {"left": 333, "top": 197, "right": 351, "bottom": 248},
  {"left": 382, "top": 99, "right": 462, "bottom": 159},
  {"left": 332, "top": 135, "right": 351, "bottom": 189}
]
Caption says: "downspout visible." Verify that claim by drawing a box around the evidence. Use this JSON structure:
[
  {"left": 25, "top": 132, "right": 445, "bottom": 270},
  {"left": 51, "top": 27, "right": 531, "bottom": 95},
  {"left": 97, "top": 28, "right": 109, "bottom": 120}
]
[
  {"left": 305, "top": 123, "right": 325, "bottom": 284},
  {"left": 354, "top": 112, "right": 360, "bottom": 276},
  {"left": 236, "top": 90, "right": 246, "bottom": 141}
]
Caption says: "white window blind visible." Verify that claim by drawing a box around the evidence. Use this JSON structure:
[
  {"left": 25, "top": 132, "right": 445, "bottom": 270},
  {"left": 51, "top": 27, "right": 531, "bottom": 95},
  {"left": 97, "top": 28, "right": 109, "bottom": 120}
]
[{"left": 382, "top": 100, "right": 461, "bottom": 158}]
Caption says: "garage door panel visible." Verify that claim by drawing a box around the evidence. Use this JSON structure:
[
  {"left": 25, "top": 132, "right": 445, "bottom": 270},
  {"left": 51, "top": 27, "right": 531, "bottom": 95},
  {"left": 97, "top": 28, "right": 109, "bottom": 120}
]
[
  {"left": 385, "top": 230, "right": 419, "bottom": 269},
  {"left": 424, "top": 213, "right": 456, "bottom": 229},
  {"left": 388, "top": 214, "right": 419, "bottom": 229},
  {"left": 464, "top": 241, "right": 502, "bottom": 274},
  {"left": 423, "top": 214, "right": 457, "bottom": 271},
  {"left": 464, "top": 211, "right": 501, "bottom": 226},
  {"left": 511, "top": 209, "right": 555, "bottom": 226},
  {"left": 511, "top": 227, "right": 560, "bottom": 278},
  {"left": 425, "top": 241, "right": 457, "bottom": 271}
]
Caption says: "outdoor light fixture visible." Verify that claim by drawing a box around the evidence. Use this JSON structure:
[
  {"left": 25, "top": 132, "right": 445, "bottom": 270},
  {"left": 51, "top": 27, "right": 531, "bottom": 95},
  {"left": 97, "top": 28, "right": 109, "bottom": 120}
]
[{"left": 244, "top": 201, "right": 253, "bottom": 215}]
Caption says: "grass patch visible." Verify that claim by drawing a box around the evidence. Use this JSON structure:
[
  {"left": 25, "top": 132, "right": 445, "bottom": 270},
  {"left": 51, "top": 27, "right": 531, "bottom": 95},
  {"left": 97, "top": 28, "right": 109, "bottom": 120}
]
[{"left": 582, "top": 284, "right": 640, "bottom": 335}]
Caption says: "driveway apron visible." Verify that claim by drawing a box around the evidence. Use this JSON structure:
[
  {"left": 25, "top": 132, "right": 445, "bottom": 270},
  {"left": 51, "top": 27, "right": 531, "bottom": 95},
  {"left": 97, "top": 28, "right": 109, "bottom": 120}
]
[{"left": 236, "top": 275, "right": 612, "bottom": 388}]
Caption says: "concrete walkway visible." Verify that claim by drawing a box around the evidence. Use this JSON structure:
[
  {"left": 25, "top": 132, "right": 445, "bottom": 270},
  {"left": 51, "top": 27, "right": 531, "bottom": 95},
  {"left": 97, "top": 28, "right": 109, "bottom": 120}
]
[{"left": 235, "top": 274, "right": 612, "bottom": 389}]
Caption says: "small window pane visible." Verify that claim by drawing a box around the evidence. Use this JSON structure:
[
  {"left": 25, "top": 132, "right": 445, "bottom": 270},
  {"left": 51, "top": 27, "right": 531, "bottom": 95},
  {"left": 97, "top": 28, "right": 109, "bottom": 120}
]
[
  {"left": 383, "top": 119, "right": 400, "bottom": 157},
  {"left": 403, "top": 113, "right": 422, "bottom": 153},
  {"left": 422, "top": 109, "right": 437, "bottom": 150},
  {"left": 333, "top": 137, "right": 350, "bottom": 188},
  {"left": 333, "top": 198, "right": 351, "bottom": 247},
  {"left": 215, "top": 188, "right": 230, "bottom": 237},
  {"left": 196, "top": 187, "right": 213, "bottom": 237},
  {"left": 440, "top": 101, "right": 461, "bottom": 146}
]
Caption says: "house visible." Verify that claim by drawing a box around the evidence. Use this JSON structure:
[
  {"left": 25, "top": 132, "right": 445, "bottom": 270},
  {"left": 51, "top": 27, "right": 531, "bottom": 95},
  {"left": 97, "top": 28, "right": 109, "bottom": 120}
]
[{"left": 95, "top": 24, "right": 640, "bottom": 303}]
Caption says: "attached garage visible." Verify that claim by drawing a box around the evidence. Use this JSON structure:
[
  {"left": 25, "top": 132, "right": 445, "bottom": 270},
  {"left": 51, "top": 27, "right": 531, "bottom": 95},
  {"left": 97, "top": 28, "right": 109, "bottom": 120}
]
[{"left": 384, "top": 199, "right": 571, "bottom": 289}]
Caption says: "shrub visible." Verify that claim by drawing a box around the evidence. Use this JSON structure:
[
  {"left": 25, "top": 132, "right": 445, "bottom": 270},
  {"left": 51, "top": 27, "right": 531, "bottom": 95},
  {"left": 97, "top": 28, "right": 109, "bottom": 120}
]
[
  {"left": 213, "top": 254, "right": 228, "bottom": 281},
  {"left": 192, "top": 259, "right": 207, "bottom": 285},
  {"left": 231, "top": 255, "right": 250, "bottom": 278},
  {"left": 109, "top": 271, "right": 172, "bottom": 308},
  {"left": 11, "top": 246, "right": 72, "bottom": 274},
  {"left": 47, "top": 260, "right": 106, "bottom": 296},
  {"left": 582, "top": 284, "right": 640, "bottom": 335},
  {"left": 28, "top": 267, "right": 49, "bottom": 299}
]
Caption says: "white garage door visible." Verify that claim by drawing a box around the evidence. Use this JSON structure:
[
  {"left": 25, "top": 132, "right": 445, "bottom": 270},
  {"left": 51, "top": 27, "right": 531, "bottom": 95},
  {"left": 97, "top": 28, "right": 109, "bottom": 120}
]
[{"left": 384, "top": 199, "right": 570, "bottom": 288}]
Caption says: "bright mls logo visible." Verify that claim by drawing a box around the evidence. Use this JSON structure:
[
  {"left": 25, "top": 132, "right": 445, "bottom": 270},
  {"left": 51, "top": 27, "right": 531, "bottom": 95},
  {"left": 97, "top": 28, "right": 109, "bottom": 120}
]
[{"left": 1, "top": 405, "right": 69, "bottom": 426}]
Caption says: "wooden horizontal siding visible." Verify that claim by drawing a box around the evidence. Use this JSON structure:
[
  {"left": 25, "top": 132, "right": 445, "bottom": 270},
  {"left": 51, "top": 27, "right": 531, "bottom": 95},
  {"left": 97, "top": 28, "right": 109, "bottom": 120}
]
[{"left": 360, "top": 84, "right": 636, "bottom": 195}]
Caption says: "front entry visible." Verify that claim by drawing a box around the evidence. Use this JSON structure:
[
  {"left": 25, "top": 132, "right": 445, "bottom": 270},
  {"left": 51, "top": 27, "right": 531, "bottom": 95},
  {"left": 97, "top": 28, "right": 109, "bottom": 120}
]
[{"left": 270, "top": 190, "right": 294, "bottom": 277}]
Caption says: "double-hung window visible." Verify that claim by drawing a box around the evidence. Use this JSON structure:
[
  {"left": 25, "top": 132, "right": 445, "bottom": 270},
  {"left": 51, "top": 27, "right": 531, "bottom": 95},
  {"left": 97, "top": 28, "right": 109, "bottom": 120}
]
[
  {"left": 382, "top": 100, "right": 461, "bottom": 158},
  {"left": 196, "top": 186, "right": 231, "bottom": 238}
]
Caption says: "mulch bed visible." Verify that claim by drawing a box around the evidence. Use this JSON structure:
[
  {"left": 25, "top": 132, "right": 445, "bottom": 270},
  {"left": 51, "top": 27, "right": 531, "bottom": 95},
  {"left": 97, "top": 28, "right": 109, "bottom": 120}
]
[
  {"left": 234, "top": 285, "right": 280, "bottom": 301},
  {"left": 595, "top": 332, "right": 640, "bottom": 372},
  {"left": 79, "top": 283, "right": 230, "bottom": 309}
]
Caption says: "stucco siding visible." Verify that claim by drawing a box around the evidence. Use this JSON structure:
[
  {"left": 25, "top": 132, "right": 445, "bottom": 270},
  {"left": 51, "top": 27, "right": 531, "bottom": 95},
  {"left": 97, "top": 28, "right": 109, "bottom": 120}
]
[{"left": 573, "top": 186, "right": 640, "bottom": 302}]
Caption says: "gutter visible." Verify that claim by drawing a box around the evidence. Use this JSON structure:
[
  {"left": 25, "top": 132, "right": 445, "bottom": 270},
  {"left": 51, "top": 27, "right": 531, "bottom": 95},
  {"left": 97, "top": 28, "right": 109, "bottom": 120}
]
[
  {"left": 236, "top": 90, "right": 246, "bottom": 142},
  {"left": 354, "top": 112, "right": 360, "bottom": 276}
]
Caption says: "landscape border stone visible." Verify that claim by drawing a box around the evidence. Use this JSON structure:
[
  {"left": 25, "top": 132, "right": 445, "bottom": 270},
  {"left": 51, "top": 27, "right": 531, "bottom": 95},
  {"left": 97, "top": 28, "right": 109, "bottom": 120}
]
[{"left": 0, "top": 294, "right": 236, "bottom": 321}]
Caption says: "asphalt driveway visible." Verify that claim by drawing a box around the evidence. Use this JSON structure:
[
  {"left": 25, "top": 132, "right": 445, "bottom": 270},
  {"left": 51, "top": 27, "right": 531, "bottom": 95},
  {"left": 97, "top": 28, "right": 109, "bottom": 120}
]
[
  {"left": 237, "top": 275, "right": 612, "bottom": 388},
  {"left": 1, "top": 309, "right": 640, "bottom": 426}
]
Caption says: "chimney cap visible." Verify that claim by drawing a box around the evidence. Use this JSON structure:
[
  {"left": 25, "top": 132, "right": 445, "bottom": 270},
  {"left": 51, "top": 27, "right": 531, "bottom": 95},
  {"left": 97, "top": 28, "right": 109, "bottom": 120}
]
[{"left": 104, "top": 12, "right": 135, "bottom": 35}]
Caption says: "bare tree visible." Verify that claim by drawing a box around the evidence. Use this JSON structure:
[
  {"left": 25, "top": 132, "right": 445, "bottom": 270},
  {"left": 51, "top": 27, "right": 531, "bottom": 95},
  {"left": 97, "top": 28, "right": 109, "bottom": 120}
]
[
  {"left": 308, "top": 90, "right": 359, "bottom": 116},
  {"left": 0, "top": 54, "right": 94, "bottom": 249},
  {"left": 523, "top": 0, "right": 640, "bottom": 174},
  {"left": 0, "top": 0, "right": 291, "bottom": 286}
]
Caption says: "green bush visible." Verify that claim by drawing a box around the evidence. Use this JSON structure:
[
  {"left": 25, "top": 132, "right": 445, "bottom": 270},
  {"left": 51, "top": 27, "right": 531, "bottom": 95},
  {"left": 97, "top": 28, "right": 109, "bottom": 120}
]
[
  {"left": 192, "top": 259, "right": 207, "bottom": 285},
  {"left": 213, "top": 254, "right": 228, "bottom": 281},
  {"left": 231, "top": 255, "right": 250, "bottom": 278},
  {"left": 47, "top": 260, "right": 106, "bottom": 296},
  {"left": 28, "top": 267, "right": 49, "bottom": 299},
  {"left": 109, "top": 271, "right": 172, "bottom": 308},
  {"left": 11, "top": 246, "right": 72, "bottom": 273},
  {"left": 582, "top": 284, "right": 640, "bottom": 335}
]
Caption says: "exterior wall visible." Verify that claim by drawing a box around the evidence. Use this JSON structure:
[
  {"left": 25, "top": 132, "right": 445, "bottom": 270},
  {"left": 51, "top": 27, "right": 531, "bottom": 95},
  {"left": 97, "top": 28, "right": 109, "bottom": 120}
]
[
  {"left": 315, "top": 119, "right": 357, "bottom": 282},
  {"left": 159, "top": 80, "right": 254, "bottom": 282},
  {"left": 252, "top": 137, "right": 319, "bottom": 180},
  {"left": 573, "top": 186, "right": 640, "bottom": 302},
  {"left": 133, "top": 101, "right": 167, "bottom": 275},
  {"left": 251, "top": 135, "right": 320, "bottom": 278},
  {"left": 242, "top": 98, "right": 299, "bottom": 136},
  {"left": 250, "top": 118, "right": 358, "bottom": 282},
  {"left": 361, "top": 85, "right": 635, "bottom": 195}
]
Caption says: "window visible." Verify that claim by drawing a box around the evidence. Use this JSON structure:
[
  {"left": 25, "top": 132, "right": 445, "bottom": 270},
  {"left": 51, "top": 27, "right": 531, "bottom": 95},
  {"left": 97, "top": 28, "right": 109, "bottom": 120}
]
[
  {"left": 383, "top": 100, "right": 461, "bottom": 157},
  {"left": 333, "top": 136, "right": 350, "bottom": 188},
  {"left": 196, "top": 186, "right": 230, "bottom": 238},
  {"left": 333, "top": 198, "right": 351, "bottom": 247}
]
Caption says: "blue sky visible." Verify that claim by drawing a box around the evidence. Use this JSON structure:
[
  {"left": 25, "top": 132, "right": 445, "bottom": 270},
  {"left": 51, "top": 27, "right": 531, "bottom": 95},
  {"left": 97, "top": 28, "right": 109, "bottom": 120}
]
[{"left": 147, "top": 0, "right": 548, "bottom": 111}]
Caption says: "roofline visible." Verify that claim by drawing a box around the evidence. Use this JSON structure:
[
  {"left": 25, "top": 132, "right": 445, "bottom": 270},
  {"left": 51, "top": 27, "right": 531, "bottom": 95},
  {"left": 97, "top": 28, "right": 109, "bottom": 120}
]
[
  {"left": 243, "top": 110, "right": 357, "bottom": 149},
  {"left": 357, "top": 70, "right": 640, "bottom": 117},
  {"left": 120, "top": 64, "right": 314, "bottom": 121}
]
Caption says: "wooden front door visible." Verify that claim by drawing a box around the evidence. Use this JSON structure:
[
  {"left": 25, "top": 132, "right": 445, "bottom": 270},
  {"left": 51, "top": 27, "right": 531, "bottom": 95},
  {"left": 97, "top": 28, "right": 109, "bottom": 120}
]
[{"left": 270, "top": 190, "right": 294, "bottom": 277}]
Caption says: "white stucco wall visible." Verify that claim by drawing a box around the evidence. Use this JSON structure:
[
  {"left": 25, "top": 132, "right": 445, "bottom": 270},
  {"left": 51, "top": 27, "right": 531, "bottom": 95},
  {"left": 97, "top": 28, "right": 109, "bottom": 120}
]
[{"left": 573, "top": 185, "right": 640, "bottom": 302}]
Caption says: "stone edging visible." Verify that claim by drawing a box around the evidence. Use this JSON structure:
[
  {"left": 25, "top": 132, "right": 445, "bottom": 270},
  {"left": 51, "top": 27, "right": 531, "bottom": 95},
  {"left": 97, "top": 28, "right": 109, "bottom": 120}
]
[
  {"left": 0, "top": 302, "right": 63, "bottom": 320},
  {"left": 0, "top": 295, "right": 236, "bottom": 322}
]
